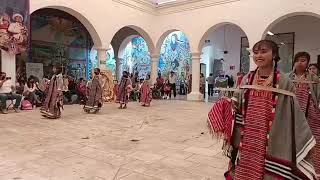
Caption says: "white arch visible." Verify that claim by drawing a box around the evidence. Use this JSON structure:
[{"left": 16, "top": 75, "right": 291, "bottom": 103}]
[
  {"left": 111, "top": 25, "right": 155, "bottom": 54},
  {"left": 118, "top": 35, "right": 140, "bottom": 60},
  {"left": 155, "top": 29, "right": 192, "bottom": 55},
  {"left": 31, "top": 6, "right": 103, "bottom": 47},
  {"left": 197, "top": 22, "right": 250, "bottom": 52},
  {"left": 261, "top": 11, "right": 320, "bottom": 39}
]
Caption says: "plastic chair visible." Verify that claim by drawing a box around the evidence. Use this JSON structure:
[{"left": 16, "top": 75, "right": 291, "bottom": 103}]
[{"left": 6, "top": 93, "right": 14, "bottom": 110}]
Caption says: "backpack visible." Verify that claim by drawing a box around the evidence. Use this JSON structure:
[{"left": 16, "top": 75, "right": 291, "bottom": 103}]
[{"left": 21, "top": 99, "right": 33, "bottom": 110}]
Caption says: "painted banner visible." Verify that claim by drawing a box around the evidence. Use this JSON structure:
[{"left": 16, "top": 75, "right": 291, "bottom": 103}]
[
  {"left": 26, "top": 63, "right": 43, "bottom": 80},
  {"left": 0, "top": 0, "right": 29, "bottom": 54}
]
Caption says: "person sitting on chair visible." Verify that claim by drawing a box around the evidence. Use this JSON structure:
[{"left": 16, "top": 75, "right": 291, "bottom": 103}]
[
  {"left": 0, "top": 72, "right": 22, "bottom": 114},
  {"left": 23, "top": 77, "right": 41, "bottom": 106}
]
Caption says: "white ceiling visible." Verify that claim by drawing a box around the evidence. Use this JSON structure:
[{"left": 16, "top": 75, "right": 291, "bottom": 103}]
[{"left": 144, "top": 0, "right": 178, "bottom": 5}]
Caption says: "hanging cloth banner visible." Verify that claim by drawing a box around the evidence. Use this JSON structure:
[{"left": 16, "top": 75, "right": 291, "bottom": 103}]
[{"left": 0, "top": 0, "right": 29, "bottom": 54}]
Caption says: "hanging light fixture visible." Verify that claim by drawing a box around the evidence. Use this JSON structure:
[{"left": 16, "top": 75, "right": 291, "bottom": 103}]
[
  {"left": 223, "top": 25, "right": 228, "bottom": 54},
  {"left": 267, "top": 31, "right": 275, "bottom": 36}
]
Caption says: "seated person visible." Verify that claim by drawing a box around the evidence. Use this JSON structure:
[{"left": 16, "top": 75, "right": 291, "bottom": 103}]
[
  {"left": 0, "top": 72, "right": 22, "bottom": 114},
  {"left": 67, "top": 77, "right": 77, "bottom": 104},
  {"left": 23, "top": 78, "right": 41, "bottom": 105},
  {"left": 163, "top": 79, "right": 171, "bottom": 99},
  {"left": 15, "top": 79, "right": 25, "bottom": 95},
  {"left": 113, "top": 80, "right": 119, "bottom": 101},
  {"left": 130, "top": 80, "right": 141, "bottom": 101},
  {"left": 76, "top": 78, "right": 87, "bottom": 104},
  {"left": 156, "top": 73, "right": 164, "bottom": 95},
  {"left": 62, "top": 75, "right": 71, "bottom": 103},
  {"left": 35, "top": 77, "right": 49, "bottom": 103}
]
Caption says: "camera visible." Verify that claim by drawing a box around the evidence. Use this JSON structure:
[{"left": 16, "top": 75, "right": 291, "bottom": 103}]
[{"left": 0, "top": 74, "right": 5, "bottom": 81}]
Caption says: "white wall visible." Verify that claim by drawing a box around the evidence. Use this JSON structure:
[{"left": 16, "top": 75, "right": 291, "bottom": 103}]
[
  {"left": 270, "top": 15, "right": 320, "bottom": 63},
  {"left": 30, "top": 0, "right": 320, "bottom": 54},
  {"left": 200, "top": 45, "right": 213, "bottom": 78},
  {"left": 155, "top": 0, "right": 320, "bottom": 53},
  {"left": 30, "top": 0, "right": 156, "bottom": 49},
  {"left": 201, "top": 24, "right": 246, "bottom": 78},
  {"left": 2, "top": 0, "right": 318, "bottom": 84}
]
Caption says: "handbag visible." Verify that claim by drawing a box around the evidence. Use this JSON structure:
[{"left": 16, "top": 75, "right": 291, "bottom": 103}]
[
  {"left": 21, "top": 99, "right": 33, "bottom": 110},
  {"left": 164, "top": 85, "right": 171, "bottom": 92}
]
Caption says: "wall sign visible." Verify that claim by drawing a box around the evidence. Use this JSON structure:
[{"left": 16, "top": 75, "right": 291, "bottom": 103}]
[{"left": 26, "top": 63, "right": 43, "bottom": 80}]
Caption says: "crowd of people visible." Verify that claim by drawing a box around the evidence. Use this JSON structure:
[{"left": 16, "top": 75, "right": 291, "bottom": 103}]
[
  {"left": 1, "top": 66, "right": 241, "bottom": 115},
  {"left": 1, "top": 39, "right": 320, "bottom": 179},
  {"left": 0, "top": 68, "right": 88, "bottom": 115},
  {"left": 0, "top": 66, "right": 192, "bottom": 116}
]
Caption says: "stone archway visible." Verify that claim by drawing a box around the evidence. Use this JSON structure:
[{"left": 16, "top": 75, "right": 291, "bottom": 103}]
[
  {"left": 111, "top": 26, "right": 154, "bottom": 80},
  {"left": 262, "top": 12, "right": 320, "bottom": 73},
  {"left": 31, "top": 6, "right": 102, "bottom": 47}
]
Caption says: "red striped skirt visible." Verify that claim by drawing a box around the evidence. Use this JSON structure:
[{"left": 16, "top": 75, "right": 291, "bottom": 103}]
[
  {"left": 295, "top": 83, "right": 320, "bottom": 175},
  {"left": 235, "top": 90, "right": 273, "bottom": 180}
]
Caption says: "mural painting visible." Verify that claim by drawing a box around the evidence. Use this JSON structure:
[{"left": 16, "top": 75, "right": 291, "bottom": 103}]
[
  {"left": 158, "top": 31, "right": 191, "bottom": 82},
  {"left": 121, "top": 36, "right": 151, "bottom": 79},
  {"left": 0, "top": 0, "right": 29, "bottom": 54},
  {"left": 26, "top": 10, "right": 92, "bottom": 80}
]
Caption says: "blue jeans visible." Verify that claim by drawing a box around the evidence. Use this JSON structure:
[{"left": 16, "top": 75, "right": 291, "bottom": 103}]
[{"left": 0, "top": 93, "right": 22, "bottom": 110}]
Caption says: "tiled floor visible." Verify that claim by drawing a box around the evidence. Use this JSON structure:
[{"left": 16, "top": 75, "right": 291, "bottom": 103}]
[{"left": 0, "top": 100, "right": 228, "bottom": 180}]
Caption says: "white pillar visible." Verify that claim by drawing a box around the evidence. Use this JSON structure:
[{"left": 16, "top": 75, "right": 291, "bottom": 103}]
[
  {"left": 116, "top": 58, "right": 122, "bottom": 80},
  {"left": 1, "top": 50, "right": 16, "bottom": 83},
  {"left": 150, "top": 54, "right": 159, "bottom": 84},
  {"left": 96, "top": 48, "right": 107, "bottom": 71},
  {"left": 247, "top": 48, "right": 257, "bottom": 71},
  {"left": 187, "top": 52, "right": 203, "bottom": 101}
]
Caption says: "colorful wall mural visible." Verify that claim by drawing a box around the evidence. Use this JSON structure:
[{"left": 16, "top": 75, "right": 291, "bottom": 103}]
[
  {"left": 121, "top": 36, "right": 151, "bottom": 79},
  {"left": 28, "top": 11, "right": 92, "bottom": 80},
  {"left": 158, "top": 31, "right": 191, "bottom": 81},
  {"left": 0, "top": 0, "right": 30, "bottom": 54},
  {"left": 89, "top": 45, "right": 116, "bottom": 79}
]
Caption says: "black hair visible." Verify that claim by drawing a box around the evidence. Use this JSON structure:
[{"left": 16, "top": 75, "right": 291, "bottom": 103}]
[
  {"left": 294, "top": 52, "right": 310, "bottom": 64},
  {"left": 27, "top": 78, "right": 35, "bottom": 88},
  {"left": 309, "top": 63, "right": 319, "bottom": 69},
  {"left": 94, "top": 68, "right": 101, "bottom": 73},
  {"left": 28, "top": 75, "right": 35, "bottom": 82},
  {"left": 53, "top": 65, "right": 62, "bottom": 74},
  {"left": 309, "top": 63, "right": 319, "bottom": 75},
  {"left": 123, "top": 71, "right": 129, "bottom": 77},
  {"left": 252, "top": 40, "right": 280, "bottom": 89}
]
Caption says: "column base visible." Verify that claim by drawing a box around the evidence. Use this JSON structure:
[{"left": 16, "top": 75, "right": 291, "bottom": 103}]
[{"left": 187, "top": 92, "right": 204, "bottom": 102}]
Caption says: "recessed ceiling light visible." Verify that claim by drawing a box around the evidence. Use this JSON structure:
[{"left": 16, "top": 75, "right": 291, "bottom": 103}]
[
  {"left": 267, "top": 31, "right": 274, "bottom": 36},
  {"left": 156, "top": 0, "right": 176, "bottom": 4}
]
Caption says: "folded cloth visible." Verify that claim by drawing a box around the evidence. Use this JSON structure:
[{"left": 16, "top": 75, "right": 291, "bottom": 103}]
[{"left": 207, "top": 97, "right": 234, "bottom": 144}]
